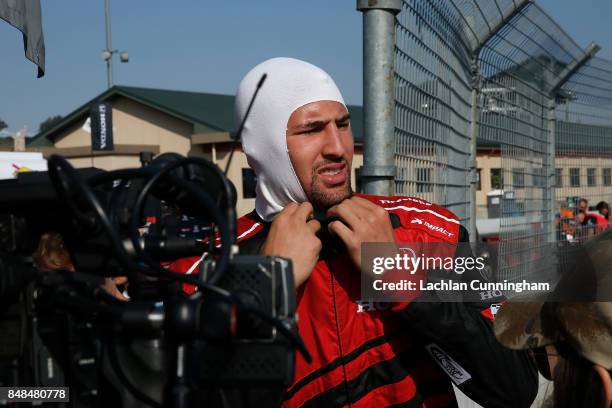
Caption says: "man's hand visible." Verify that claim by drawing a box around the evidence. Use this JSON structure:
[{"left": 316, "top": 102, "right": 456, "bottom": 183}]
[
  {"left": 261, "top": 202, "right": 322, "bottom": 288},
  {"left": 102, "top": 277, "right": 129, "bottom": 301},
  {"left": 327, "top": 196, "right": 396, "bottom": 269}
]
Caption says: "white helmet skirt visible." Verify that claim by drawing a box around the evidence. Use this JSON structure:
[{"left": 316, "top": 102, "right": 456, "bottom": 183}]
[{"left": 235, "top": 57, "right": 346, "bottom": 221}]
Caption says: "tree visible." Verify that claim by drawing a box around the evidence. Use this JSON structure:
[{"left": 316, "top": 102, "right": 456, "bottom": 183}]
[
  {"left": 0, "top": 119, "right": 7, "bottom": 132},
  {"left": 39, "top": 115, "right": 63, "bottom": 133}
]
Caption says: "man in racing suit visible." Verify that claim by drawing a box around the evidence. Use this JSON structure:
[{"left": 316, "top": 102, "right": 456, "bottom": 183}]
[{"left": 172, "top": 57, "right": 537, "bottom": 407}]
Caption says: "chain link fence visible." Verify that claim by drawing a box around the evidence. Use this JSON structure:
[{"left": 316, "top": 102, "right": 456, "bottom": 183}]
[
  {"left": 392, "top": 0, "right": 612, "bottom": 286},
  {"left": 554, "top": 56, "right": 612, "bottom": 242},
  {"left": 394, "top": 0, "right": 473, "bottom": 223},
  {"left": 476, "top": 2, "right": 585, "bottom": 282}
]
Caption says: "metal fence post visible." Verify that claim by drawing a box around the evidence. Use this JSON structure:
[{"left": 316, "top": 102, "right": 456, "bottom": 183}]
[
  {"left": 546, "top": 97, "right": 557, "bottom": 243},
  {"left": 357, "top": 0, "right": 402, "bottom": 195},
  {"left": 469, "top": 61, "right": 480, "bottom": 242}
]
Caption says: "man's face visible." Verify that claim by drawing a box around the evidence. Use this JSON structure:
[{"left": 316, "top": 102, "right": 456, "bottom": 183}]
[
  {"left": 579, "top": 200, "right": 588, "bottom": 211},
  {"left": 286, "top": 100, "right": 353, "bottom": 210}
]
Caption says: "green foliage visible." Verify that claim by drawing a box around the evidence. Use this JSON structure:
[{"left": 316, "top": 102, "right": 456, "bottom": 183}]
[{"left": 39, "top": 115, "right": 63, "bottom": 133}]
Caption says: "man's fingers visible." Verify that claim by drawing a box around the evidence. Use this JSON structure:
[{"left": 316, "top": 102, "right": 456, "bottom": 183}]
[
  {"left": 347, "top": 196, "right": 392, "bottom": 230},
  {"left": 327, "top": 201, "right": 360, "bottom": 229},
  {"left": 282, "top": 202, "right": 300, "bottom": 216},
  {"left": 295, "top": 202, "right": 314, "bottom": 220},
  {"left": 328, "top": 219, "right": 353, "bottom": 245},
  {"left": 350, "top": 196, "right": 378, "bottom": 211},
  {"left": 307, "top": 219, "right": 321, "bottom": 233},
  {"left": 113, "top": 276, "right": 128, "bottom": 285}
]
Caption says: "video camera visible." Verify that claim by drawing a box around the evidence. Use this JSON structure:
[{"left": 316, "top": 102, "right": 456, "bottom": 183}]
[{"left": 0, "top": 153, "right": 307, "bottom": 407}]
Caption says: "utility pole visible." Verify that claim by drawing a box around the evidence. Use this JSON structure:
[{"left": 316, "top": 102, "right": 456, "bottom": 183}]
[
  {"left": 104, "top": 0, "right": 113, "bottom": 88},
  {"left": 102, "top": 0, "right": 129, "bottom": 88}
]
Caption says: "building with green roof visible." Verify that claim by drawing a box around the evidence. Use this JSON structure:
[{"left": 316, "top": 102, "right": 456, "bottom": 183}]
[{"left": 26, "top": 85, "right": 364, "bottom": 216}]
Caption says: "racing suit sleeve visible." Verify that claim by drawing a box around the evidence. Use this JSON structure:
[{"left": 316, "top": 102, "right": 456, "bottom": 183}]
[{"left": 395, "top": 227, "right": 539, "bottom": 408}]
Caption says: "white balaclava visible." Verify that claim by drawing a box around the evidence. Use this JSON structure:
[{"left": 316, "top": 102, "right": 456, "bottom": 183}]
[{"left": 235, "top": 57, "right": 346, "bottom": 221}]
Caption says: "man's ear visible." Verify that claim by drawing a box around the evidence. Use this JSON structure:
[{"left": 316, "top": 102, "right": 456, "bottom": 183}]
[{"left": 593, "top": 364, "right": 612, "bottom": 407}]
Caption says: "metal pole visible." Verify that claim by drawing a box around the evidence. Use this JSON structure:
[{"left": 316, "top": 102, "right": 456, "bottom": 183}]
[
  {"left": 104, "top": 0, "right": 113, "bottom": 88},
  {"left": 546, "top": 98, "right": 556, "bottom": 243},
  {"left": 357, "top": 0, "right": 401, "bottom": 195},
  {"left": 469, "top": 61, "right": 480, "bottom": 242}
]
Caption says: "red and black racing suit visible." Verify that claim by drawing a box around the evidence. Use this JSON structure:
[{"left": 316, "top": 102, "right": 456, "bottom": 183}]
[{"left": 170, "top": 194, "right": 538, "bottom": 407}]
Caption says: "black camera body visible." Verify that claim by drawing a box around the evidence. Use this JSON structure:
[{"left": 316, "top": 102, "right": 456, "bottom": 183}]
[
  {"left": 198, "top": 255, "right": 296, "bottom": 384},
  {"left": 0, "top": 154, "right": 300, "bottom": 408}
]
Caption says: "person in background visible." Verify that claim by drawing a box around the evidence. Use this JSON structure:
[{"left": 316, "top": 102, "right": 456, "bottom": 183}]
[
  {"left": 574, "top": 198, "right": 590, "bottom": 237},
  {"left": 578, "top": 198, "right": 589, "bottom": 212},
  {"left": 33, "top": 231, "right": 75, "bottom": 273},
  {"left": 494, "top": 230, "right": 612, "bottom": 408},
  {"left": 596, "top": 201, "right": 609, "bottom": 222},
  {"left": 574, "top": 210, "right": 589, "bottom": 242},
  {"left": 33, "top": 231, "right": 128, "bottom": 301}
]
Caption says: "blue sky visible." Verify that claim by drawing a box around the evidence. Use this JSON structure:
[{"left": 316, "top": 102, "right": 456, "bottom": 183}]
[{"left": 1, "top": 0, "right": 610, "bottom": 135}]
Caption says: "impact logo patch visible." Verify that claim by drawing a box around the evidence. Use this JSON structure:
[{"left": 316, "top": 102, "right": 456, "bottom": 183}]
[
  {"left": 425, "top": 344, "right": 472, "bottom": 385},
  {"left": 410, "top": 218, "right": 454, "bottom": 237}
]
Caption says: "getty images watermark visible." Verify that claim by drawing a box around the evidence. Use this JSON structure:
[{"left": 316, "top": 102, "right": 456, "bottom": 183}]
[{"left": 361, "top": 243, "right": 552, "bottom": 302}]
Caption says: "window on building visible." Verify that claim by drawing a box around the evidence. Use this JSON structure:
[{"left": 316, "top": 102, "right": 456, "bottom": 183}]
[
  {"left": 512, "top": 168, "right": 525, "bottom": 189},
  {"left": 603, "top": 168, "right": 612, "bottom": 186},
  {"left": 570, "top": 168, "right": 580, "bottom": 187},
  {"left": 477, "top": 168, "right": 482, "bottom": 191},
  {"left": 416, "top": 168, "right": 433, "bottom": 193},
  {"left": 532, "top": 167, "right": 546, "bottom": 188},
  {"left": 490, "top": 168, "right": 503, "bottom": 190},
  {"left": 242, "top": 168, "right": 257, "bottom": 198},
  {"left": 587, "top": 168, "right": 596, "bottom": 187},
  {"left": 555, "top": 168, "right": 563, "bottom": 187}
]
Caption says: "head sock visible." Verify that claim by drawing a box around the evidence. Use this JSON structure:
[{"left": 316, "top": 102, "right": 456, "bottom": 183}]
[{"left": 235, "top": 57, "right": 346, "bottom": 221}]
